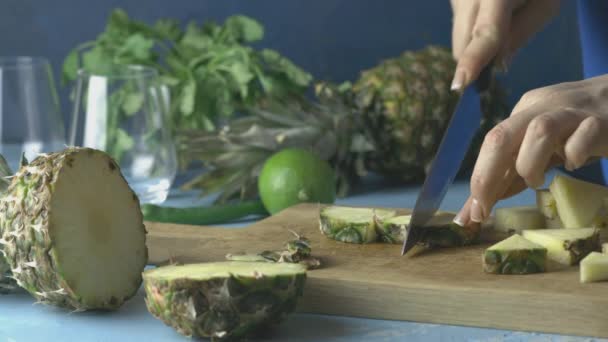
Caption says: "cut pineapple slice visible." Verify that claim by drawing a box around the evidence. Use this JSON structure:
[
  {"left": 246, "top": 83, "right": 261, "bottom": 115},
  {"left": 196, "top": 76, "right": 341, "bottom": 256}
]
[
  {"left": 0, "top": 148, "right": 147, "bottom": 310},
  {"left": 319, "top": 206, "right": 396, "bottom": 243},
  {"left": 522, "top": 228, "right": 600, "bottom": 266},
  {"left": 483, "top": 234, "right": 547, "bottom": 274},
  {"left": 580, "top": 252, "right": 608, "bottom": 283},
  {"left": 549, "top": 174, "right": 608, "bottom": 228},
  {"left": 378, "top": 215, "right": 410, "bottom": 243},
  {"left": 536, "top": 189, "right": 563, "bottom": 228},
  {"left": 494, "top": 206, "right": 546, "bottom": 234},
  {"left": 143, "top": 262, "right": 306, "bottom": 340}
]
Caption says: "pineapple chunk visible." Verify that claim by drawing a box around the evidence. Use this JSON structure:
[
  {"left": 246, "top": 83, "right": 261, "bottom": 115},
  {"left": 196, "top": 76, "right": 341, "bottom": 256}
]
[
  {"left": 536, "top": 189, "right": 563, "bottom": 228},
  {"left": 319, "top": 206, "right": 396, "bottom": 243},
  {"left": 522, "top": 228, "right": 600, "bottom": 266},
  {"left": 377, "top": 213, "right": 480, "bottom": 248},
  {"left": 483, "top": 234, "right": 547, "bottom": 274},
  {"left": 549, "top": 174, "right": 608, "bottom": 228},
  {"left": 494, "top": 206, "right": 546, "bottom": 234},
  {"left": 580, "top": 252, "right": 608, "bottom": 283},
  {"left": 378, "top": 215, "right": 410, "bottom": 243}
]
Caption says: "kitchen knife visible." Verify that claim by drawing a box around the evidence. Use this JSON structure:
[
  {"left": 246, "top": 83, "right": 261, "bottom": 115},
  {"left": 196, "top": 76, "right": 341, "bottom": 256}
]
[{"left": 401, "top": 64, "right": 493, "bottom": 256}]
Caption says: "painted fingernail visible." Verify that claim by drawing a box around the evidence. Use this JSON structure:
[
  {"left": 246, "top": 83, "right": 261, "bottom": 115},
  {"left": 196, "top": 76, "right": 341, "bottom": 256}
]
[
  {"left": 450, "top": 69, "right": 467, "bottom": 91},
  {"left": 470, "top": 198, "right": 484, "bottom": 223},
  {"left": 453, "top": 212, "right": 466, "bottom": 227}
]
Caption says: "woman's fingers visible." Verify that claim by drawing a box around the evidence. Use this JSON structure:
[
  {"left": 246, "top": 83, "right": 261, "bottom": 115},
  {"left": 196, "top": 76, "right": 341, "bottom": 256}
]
[
  {"left": 451, "top": 0, "right": 513, "bottom": 90},
  {"left": 451, "top": 0, "right": 479, "bottom": 60},
  {"left": 564, "top": 116, "right": 608, "bottom": 170},
  {"left": 468, "top": 104, "right": 543, "bottom": 223},
  {"left": 515, "top": 109, "right": 585, "bottom": 188},
  {"left": 454, "top": 196, "right": 473, "bottom": 226}
]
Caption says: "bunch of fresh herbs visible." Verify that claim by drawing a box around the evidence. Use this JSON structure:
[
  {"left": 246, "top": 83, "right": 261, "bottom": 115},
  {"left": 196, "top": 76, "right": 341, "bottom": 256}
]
[{"left": 62, "top": 8, "right": 313, "bottom": 161}]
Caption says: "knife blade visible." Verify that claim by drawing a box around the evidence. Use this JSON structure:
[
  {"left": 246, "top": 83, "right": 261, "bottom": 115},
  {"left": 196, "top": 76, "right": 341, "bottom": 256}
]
[{"left": 401, "top": 64, "right": 493, "bottom": 256}]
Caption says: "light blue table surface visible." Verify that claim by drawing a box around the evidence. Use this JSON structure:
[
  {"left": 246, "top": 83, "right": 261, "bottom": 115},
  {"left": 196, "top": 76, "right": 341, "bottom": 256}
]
[{"left": 1, "top": 170, "right": 606, "bottom": 342}]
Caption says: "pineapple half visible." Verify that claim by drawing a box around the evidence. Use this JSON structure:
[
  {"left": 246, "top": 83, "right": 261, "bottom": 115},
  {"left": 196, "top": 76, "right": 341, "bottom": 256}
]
[
  {"left": 143, "top": 262, "right": 307, "bottom": 341},
  {"left": 0, "top": 148, "right": 147, "bottom": 310},
  {"left": 580, "top": 252, "right": 608, "bottom": 283},
  {"left": 522, "top": 228, "right": 600, "bottom": 266},
  {"left": 549, "top": 174, "right": 608, "bottom": 228},
  {"left": 483, "top": 234, "right": 547, "bottom": 274},
  {"left": 319, "top": 206, "right": 396, "bottom": 243},
  {"left": 493, "top": 206, "right": 546, "bottom": 234},
  {"left": 536, "top": 189, "right": 563, "bottom": 228},
  {"left": 0, "top": 154, "right": 19, "bottom": 293}
]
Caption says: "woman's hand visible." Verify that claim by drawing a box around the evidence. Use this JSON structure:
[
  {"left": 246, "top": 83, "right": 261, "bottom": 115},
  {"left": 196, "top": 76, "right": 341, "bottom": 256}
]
[
  {"left": 454, "top": 74, "right": 608, "bottom": 226},
  {"left": 450, "top": 0, "right": 560, "bottom": 90}
]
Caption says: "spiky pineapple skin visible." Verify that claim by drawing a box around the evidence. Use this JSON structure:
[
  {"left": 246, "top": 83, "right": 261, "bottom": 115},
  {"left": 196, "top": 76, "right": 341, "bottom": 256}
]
[
  {"left": 143, "top": 268, "right": 306, "bottom": 341},
  {"left": 319, "top": 216, "right": 377, "bottom": 244},
  {"left": 562, "top": 235, "right": 601, "bottom": 265},
  {"left": 0, "top": 254, "right": 17, "bottom": 293},
  {"left": 352, "top": 45, "right": 507, "bottom": 181},
  {"left": 378, "top": 220, "right": 407, "bottom": 244},
  {"left": 483, "top": 249, "right": 547, "bottom": 274},
  {"left": 0, "top": 147, "right": 147, "bottom": 310}
]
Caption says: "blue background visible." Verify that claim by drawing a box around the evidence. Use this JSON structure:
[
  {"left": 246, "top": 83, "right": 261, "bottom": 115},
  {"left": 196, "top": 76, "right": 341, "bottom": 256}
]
[{"left": 0, "top": 0, "right": 582, "bottom": 119}]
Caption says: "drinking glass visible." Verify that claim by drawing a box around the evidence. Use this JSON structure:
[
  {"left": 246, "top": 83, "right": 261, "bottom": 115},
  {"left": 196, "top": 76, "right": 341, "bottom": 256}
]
[
  {"left": 0, "top": 57, "right": 66, "bottom": 171},
  {"left": 69, "top": 65, "right": 177, "bottom": 204}
]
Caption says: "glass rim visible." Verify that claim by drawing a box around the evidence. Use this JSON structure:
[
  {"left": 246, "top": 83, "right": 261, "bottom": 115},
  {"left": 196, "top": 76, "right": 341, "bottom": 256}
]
[
  {"left": 0, "top": 56, "right": 50, "bottom": 70},
  {"left": 76, "top": 64, "right": 159, "bottom": 79}
]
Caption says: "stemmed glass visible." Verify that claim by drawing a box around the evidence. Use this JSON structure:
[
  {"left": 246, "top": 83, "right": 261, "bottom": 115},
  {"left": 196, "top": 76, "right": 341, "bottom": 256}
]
[
  {"left": 69, "top": 65, "right": 177, "bottom": 204},
  {"left": 0, "top": 57, "right": 66, "bottom": 171}
]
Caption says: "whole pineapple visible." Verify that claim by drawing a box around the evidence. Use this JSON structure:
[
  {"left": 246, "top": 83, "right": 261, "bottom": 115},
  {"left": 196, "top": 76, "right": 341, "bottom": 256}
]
[
  {"left": 352, "top": 45, "right": 507, "bottom": 181},
  {"left": 179, "top": 46, "right": 508, "bottom": 202}
]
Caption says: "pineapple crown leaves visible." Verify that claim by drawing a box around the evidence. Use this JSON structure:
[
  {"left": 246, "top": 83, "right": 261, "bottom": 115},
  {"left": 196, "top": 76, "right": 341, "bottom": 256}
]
[{"left": 177, "top": 84, "right": 373, "bottom": 203}]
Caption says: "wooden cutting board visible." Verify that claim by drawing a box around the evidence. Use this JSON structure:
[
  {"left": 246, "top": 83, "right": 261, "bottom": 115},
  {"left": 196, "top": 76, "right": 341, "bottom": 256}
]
[{"left": 145, "top": 203, "right": 608, "bottom": 338}]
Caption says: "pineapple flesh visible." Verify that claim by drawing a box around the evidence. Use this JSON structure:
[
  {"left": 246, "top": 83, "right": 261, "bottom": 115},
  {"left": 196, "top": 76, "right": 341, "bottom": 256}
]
[
  {"left": 483, "top": 234, "right": 547, "bottom": 274},
  {"left": 0, "top": 148, "right": 147, "bottom": 310},
  {"left": 319, "top": 206, "right": 396, "bottom": 244},
  {"left": 549, "top": 174, "right": 608, "bottom": 228},
  {"left": 580, "top": 252, "right": 608, "bottom": 283},
  {"left": 536, "top": 189, "right": 563, "bottom": 228},
  {"left": 522, "top": 228, "right": 600, "bottom": 266},
  {"left": 494, "top": 206, "right": 546, "bottom": 234},
  {"left": 143, "top": 262, "right": 307, "bottom": 341},
  {"left": 603, "top": 243, "right": 608, "bottom": 254}
]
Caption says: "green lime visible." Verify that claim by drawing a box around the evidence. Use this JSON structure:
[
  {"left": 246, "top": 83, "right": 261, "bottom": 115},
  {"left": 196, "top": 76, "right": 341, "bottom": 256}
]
[{"left": 258, "top": 148, "right": 336, "bottom": 214}]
